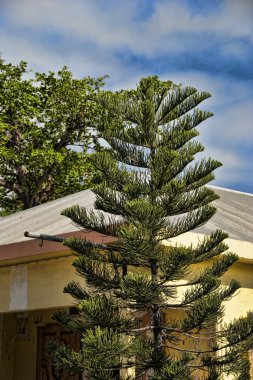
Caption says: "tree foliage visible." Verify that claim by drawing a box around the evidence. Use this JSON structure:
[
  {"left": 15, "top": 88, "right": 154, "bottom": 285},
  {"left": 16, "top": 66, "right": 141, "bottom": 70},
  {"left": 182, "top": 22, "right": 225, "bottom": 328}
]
[
  {"left": 51, "top": 77, "right": 253, "bottom": 379},
  {"left": 0, "top": 58, "right": 105, "bottom": 215}
]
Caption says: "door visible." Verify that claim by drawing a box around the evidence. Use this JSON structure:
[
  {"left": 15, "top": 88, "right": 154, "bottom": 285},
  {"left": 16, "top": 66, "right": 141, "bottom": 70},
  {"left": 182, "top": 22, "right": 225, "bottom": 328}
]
[{"left": 37, "top": 323, "right": 81, "bottom": 380}]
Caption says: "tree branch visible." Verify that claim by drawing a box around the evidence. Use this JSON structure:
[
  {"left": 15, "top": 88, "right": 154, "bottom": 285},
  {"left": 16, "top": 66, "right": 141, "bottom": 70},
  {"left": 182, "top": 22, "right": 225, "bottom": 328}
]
[{"left": 0, "top": 178, "right": 22, "bottom": 194}]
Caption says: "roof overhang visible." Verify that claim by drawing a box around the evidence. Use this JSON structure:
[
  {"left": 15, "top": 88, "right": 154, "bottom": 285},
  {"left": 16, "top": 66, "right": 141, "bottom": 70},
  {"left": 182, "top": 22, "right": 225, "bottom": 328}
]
[{"left": 0, "top": 230, "right": 116, "bottom": 266}]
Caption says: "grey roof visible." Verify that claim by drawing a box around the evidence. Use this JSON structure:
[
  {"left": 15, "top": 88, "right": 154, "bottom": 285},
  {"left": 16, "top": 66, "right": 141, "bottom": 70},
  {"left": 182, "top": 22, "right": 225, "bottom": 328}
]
[
  {"left": 0, "top": 186, "right": 253, "bottom": 245},
  {"left": 0, "top": 189, "right": 96, "bottom": 245},
  {"left": 195, "top": 186, "right": 253, "bottom": 242}
]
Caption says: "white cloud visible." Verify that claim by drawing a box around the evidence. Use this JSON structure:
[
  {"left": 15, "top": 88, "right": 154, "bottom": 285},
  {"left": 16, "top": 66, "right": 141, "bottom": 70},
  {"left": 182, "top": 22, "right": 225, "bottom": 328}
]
[
  {"left": 213, "top": 101, "right": 252, "bottom": 143},
  {"left": 195, "top": 143, "right": 250, "bottom": 189},
  {"left": 157, "top": 69, "right": 253, "bottom": 189},
  {"left": 143, "top": 0, "right": 253, "bottom": 51},
  {"left": 0, "top": 29, "right": 141, "bottom": 83},
  {"left": 2, "top": 0, "right": 253, "bottom": 59},
  {"left": 0, "top": 34, "right": 65, "bottom": 71},
  {"left": 0, "top": 0, "right": 252, "bottom": 192}
]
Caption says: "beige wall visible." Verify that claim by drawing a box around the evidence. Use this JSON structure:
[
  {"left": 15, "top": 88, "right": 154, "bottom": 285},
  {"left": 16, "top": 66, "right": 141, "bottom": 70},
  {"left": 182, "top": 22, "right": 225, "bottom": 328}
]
[
  {"left": 1, "top": 309, "right": 129, "bottom": 380},
  {"left": 168, "top": 233, "right": 253, "bottom": 323},
  {"left": 1, "top": 232, "right": 252, "bottom": 317},
  {"left": 170, "top": 232, "right": 253, "bottom": 262},
  {"left": 222, "top": 261, "right": 253, "bottom": 323},
  {"left": 0, "top": 255, "right": 85, "bottom": 313},
  {"left": 0, "top": 308, "right": 59, "bottom": 380},
  {"left": 0, "top": 234, "right": 253, "bottom": 379}
]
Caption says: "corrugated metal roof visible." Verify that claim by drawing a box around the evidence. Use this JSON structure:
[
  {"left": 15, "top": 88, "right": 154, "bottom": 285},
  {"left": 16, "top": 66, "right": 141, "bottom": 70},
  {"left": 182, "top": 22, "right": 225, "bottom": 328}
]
[
  {"left": 0, "top": 186, "right": 252, "bottom": 245},
  {"left": 0, "top": 189, "right": 96, "bottom": 245},
  {"left": 195, "top": 187, "right": 253, "bottom": 242}
]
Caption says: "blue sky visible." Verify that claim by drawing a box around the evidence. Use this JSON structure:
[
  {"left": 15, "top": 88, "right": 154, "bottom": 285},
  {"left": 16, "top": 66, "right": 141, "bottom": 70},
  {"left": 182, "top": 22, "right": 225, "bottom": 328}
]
[{"left": 0, "top": 0, "right": 253, "bottom": 193}]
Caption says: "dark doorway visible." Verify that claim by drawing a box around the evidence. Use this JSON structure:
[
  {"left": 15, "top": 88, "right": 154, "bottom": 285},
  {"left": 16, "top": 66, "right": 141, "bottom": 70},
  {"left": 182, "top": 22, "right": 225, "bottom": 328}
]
[{"left": 36, "top": 323, "right": 81, "bottom": 380}]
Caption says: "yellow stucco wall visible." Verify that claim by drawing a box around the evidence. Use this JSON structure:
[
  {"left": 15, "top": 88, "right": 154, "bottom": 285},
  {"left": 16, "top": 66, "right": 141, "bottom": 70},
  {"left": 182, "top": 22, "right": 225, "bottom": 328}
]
[
  {"left": 0, "top": 308, "right": 62, "bottom": 380},
  {"left": 170, "top": 232, "right": 253, "bottom": 262},
  {"left": 222, "top": 262, "right": 253, "bottom": 323},
  {"left": 0, "top": 255, "right": 86, "bottom": 313},
  {"left": 168, "top": 232, "right": 253, "bottom": 323},
  {"left": 0, "top": 234, "right": 252, "bottom": 379},
  {"left": 1, "top": 233, "right": 253, "bottom": 319},
  {"left": 0, "top": 266, "right": 11, "bottom": 312}
]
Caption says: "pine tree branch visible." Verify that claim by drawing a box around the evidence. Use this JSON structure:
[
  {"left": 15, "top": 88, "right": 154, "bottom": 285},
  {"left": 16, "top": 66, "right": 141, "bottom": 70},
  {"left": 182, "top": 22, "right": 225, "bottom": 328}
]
[
  {"left": 163, "top": 344, "right": 215, "bottom": 355},
  {"left": 162, "top": 327, "right": 218, "bottom": 339}
]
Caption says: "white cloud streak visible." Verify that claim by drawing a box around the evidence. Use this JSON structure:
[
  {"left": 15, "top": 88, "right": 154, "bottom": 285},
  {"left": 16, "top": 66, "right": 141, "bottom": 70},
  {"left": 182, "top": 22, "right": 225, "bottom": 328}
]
[
  {"left": 2, "top": 0, "right": 253, "bottom": 59},
  {"left": 0, "top": 0, "right": 252, "bottom": 191}
]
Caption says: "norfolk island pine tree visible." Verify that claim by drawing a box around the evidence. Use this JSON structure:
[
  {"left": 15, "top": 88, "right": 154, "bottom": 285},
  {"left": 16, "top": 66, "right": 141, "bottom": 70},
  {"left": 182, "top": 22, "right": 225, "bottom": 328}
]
[{"left": 50, "top": 77, "right": 253, "bottom": 380}]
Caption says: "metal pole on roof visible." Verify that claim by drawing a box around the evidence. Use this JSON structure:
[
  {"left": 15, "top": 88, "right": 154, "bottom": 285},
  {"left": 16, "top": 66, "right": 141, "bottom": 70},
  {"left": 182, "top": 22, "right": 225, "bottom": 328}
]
[
  {"left": 24, "top": 231, "right": 66, "bottom": 243},
  {"left": 24, "top": 231, "right": 112, "bottom": 251}
]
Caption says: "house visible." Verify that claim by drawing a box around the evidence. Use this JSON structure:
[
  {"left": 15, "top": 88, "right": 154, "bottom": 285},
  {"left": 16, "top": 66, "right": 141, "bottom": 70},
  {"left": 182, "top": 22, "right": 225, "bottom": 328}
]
[{"left": 0, "top": 187, "right": 253, "bottom": 379}]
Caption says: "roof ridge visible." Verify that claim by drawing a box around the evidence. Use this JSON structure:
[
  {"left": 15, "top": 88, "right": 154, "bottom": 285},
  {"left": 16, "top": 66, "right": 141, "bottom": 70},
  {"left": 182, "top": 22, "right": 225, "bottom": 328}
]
[
  {"left": 0, "top": 189, "right": 94, "bottom": 221},
  {"left": 209, "top": 185, "right": 253, "bottom": 197}
]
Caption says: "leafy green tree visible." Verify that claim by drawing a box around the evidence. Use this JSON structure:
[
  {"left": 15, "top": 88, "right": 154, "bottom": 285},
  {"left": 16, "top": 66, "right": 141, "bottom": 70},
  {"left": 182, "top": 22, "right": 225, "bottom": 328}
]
[
  {"left": 51, "top": 77, "right": 253, "bottom": 379},
  {"left": 0, "top": 58, "right": 105, "bottom": 215}
]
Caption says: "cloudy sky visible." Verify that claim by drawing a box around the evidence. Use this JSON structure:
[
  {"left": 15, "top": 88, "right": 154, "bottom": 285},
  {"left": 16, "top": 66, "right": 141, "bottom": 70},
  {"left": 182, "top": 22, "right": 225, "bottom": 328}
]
[{"left": 0, "top": 0, "right": 252, "bottom": 193}]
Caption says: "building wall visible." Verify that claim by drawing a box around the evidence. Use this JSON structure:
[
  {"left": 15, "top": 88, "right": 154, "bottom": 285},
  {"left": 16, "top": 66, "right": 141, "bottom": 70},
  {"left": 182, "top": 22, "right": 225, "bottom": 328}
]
[
  {"left": 0, "top": 234, "right": 253, "bottom": 379},
  {"left": 222, "top": 261, "right": 253, "bottom": 323},
  {"left": 0, "top": 254, "right": 85, "bottom": 379},
  {"left": 168, "top": 233, "right": 253, "bottom": 323},
  {"left": 0, "top": 308, "right": 58, "bottom": 380},
  {"left": 1, "top": 233, "right": 252, "bottom": 316},
  {"left": 0, "top": 255, "right": 85, "bottom": 313}
]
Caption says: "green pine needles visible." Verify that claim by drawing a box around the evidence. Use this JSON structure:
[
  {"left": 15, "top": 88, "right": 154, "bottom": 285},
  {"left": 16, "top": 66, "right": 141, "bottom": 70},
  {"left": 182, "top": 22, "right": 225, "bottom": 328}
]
[{"left": 51, "top": 77, "right": 253, "bottom": 379}]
